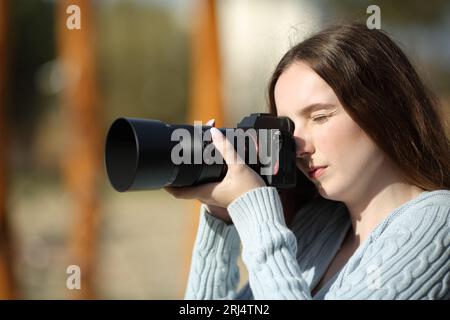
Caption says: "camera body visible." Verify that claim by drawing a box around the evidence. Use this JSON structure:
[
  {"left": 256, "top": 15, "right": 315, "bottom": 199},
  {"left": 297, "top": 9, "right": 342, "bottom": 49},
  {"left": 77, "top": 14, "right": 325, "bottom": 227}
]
[
  {"left": 105, "top": 113, "right": 297, "bottom": 192},
  {"left": 234, "top": 113, "right": 297, "bottom": 188}
]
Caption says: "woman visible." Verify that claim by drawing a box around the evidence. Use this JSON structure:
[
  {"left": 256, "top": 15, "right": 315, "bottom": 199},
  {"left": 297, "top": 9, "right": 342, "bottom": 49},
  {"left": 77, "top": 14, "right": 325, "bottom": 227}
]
[{"left": 166, "top": 22, "right": 450, "bottom": 299}]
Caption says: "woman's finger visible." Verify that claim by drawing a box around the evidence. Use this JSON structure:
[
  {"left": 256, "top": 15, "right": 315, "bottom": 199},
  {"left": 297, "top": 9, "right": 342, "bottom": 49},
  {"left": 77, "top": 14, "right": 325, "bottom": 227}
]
[
  {"left": 164, "top": 187, "right": 183, "bottom": 198},
  {"left": 206, "top": 119, "right": 215, "bottom": 127},
  {"left": 210, "top": 127, "right": 244, "bottom": 167},
  {"left": 164, "top": 183, "right": 219, "bottom": 202}
]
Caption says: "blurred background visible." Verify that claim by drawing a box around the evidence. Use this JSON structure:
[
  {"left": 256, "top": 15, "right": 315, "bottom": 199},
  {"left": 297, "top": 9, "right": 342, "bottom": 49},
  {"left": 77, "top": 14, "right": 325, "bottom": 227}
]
[{"left": 0, "top": 0, "right": 449, "bottom": 299}]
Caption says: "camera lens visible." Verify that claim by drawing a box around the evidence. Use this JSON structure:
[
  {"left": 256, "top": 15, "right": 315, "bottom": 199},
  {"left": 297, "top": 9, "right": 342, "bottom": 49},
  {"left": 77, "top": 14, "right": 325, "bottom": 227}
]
[{"left": 105, "top": 118, "right": 227, "bottom": 192}]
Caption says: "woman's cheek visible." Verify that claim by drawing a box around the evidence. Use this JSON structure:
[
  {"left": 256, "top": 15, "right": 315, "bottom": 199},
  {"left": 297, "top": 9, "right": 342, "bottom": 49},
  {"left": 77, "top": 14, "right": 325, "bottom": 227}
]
[
  {"left": 314, "top": 119, "right": 352, "bottom": 160},
  {"left": 331, "top": 117, "right": 381, "bottom": 179},
  {"left": 313, "top": 116, "right": 367, "bottom": 181}
]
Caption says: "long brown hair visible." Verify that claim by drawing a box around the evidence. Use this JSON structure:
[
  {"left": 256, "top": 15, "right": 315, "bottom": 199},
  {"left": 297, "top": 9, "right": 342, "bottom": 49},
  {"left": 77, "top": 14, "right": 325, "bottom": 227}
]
[{"left": 268, "top": 23, "right": 450, "bottom": 214}]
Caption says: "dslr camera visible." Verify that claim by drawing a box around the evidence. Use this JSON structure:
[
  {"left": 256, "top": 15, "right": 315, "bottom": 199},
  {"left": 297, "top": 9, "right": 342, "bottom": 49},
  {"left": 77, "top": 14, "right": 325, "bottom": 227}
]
[{"left": 105, "top": 113, "right": 297, "bottom": 192}]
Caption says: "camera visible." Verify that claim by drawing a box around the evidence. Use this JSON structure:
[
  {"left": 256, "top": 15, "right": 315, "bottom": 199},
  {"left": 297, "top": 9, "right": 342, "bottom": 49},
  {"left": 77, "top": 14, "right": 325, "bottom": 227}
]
[{"left": 104, "top": 113, "right": 297, "bottom": 192}]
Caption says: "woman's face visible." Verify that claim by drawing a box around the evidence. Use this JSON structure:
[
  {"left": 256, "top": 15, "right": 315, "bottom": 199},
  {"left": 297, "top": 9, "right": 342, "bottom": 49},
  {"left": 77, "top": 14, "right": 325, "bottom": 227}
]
[{"left": 275, "top": 61, "right": 387, "bottom": 201}]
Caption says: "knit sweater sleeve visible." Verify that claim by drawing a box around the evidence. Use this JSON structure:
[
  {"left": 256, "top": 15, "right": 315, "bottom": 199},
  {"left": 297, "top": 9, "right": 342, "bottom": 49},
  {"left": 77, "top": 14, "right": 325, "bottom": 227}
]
[
  {"left": 184, "top": 205, "right": 242, "bottom": 299},
  {"left": 227, "top": 187, "right": 312, "bottom": 299},
  {"left": 227, "top": 187, "right": 450, "bottom": 300}
]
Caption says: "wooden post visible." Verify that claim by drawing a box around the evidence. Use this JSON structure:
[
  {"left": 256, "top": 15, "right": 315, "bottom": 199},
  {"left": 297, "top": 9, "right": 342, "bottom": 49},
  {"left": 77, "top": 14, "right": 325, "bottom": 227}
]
[
  {"left": 182, "top": 0, "right": 224, "bottom": 296},
  {"left": 56, "top": 0, "right": 102, "bottom": 299}
]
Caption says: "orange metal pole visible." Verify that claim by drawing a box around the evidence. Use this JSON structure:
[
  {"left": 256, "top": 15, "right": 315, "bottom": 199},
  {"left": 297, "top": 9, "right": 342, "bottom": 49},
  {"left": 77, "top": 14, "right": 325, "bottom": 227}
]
[
  {"left": 182, "top": 0, "right": 224, "bottom": 296},
  {"left": 0, "top": 0, "right": 17, "bottom": 300},
  {"left": 56, "top": 0, "right": 102, "bottom": 299}
]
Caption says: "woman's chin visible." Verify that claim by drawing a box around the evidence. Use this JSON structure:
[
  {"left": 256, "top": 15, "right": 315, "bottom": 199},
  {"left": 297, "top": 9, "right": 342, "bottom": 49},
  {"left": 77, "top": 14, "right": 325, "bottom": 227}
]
[{"left": 315, "top": 180, "right": 343, "bottom": 201}]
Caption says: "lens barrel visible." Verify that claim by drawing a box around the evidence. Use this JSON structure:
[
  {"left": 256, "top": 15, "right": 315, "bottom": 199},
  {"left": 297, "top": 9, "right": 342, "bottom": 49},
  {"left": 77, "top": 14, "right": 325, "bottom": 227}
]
[{"left": 105, "top": 118, "right": 227, "bottom": 192}]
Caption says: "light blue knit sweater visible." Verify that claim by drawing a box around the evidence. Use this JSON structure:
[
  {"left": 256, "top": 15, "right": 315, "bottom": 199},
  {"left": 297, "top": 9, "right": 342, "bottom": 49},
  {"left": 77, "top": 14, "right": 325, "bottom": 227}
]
[{"left": 184, "top": 187, "right": 450, "bottom": 300}]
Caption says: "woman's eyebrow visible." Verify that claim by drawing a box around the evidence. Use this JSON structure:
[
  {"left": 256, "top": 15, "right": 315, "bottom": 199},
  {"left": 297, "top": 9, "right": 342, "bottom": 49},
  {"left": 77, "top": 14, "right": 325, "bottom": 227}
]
[{"left": 297, "top": 103, "right": 336, "bottom": 116}]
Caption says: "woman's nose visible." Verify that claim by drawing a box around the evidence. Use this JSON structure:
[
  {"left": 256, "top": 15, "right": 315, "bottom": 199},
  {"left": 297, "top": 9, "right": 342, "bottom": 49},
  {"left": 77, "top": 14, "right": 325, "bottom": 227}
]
[{"left": 293, "top": 129, "right": 314, "bottom": 158}]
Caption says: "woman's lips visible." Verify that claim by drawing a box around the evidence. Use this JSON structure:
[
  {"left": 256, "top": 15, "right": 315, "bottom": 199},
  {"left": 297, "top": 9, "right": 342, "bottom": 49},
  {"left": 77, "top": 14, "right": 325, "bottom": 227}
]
[{"left": 308, "top": 166, "right": 327, "bottom": 179}]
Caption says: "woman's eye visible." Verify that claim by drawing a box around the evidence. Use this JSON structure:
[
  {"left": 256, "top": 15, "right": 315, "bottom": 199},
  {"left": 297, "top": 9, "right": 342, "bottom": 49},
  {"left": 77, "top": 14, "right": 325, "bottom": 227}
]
[{"left": 311, "top": 115, "right": 329, "bottom": 123}]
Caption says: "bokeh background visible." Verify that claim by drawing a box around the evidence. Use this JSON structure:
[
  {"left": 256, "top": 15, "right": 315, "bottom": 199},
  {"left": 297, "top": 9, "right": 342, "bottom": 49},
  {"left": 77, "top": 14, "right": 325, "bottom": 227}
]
[{"left": 0, "top": 0, "right": 449, "bottom": 299}]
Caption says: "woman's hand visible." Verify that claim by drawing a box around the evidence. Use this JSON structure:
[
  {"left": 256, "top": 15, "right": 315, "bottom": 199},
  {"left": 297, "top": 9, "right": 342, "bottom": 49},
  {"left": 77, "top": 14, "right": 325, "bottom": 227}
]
[{"left": 165, "top": 119, "right": 266, "bottom": 223}]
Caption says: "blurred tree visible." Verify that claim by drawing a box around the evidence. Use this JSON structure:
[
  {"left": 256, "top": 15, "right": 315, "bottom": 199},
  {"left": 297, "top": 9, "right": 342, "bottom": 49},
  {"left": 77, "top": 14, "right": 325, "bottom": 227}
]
[
  {"left": 0, "top": 0, "right": 18, "bottom": 299},
  {"left": 56, "top": 0, "right": 102, "bottom": 299},
  {"left": 8, "top": 0, "right": 55, "bottom": 175},
  {"left": 97, "top": 1, "right": 189, "bottom": 125}
]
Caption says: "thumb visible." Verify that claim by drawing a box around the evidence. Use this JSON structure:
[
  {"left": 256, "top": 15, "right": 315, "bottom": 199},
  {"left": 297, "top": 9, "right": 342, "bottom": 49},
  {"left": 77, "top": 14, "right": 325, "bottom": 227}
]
[
  {"left": 206, "top": 118, "right": 215, "bottom": 127},
  {"left": 210, "top": 127, "right": 243, "bottom": 166}
]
